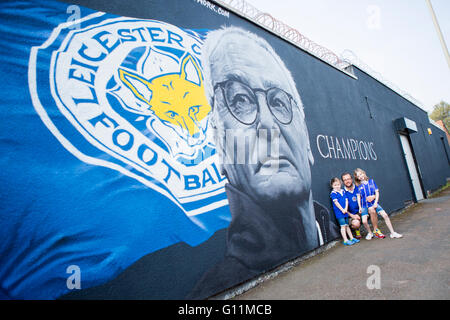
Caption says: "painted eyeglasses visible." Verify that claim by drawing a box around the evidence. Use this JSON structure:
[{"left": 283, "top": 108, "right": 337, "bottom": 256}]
[{"left": 213, "top": 80, "right": 295, "bottom": 125}]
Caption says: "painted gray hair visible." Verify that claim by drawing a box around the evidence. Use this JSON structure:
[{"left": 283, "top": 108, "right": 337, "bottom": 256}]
[{"left": 200, "top": 26, "right": 304, "bottom": 112}]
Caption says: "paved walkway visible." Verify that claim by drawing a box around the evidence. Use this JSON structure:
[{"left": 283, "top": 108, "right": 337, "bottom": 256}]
[{"left": 234, "top": 187, "right": 450, "bottom": 300}]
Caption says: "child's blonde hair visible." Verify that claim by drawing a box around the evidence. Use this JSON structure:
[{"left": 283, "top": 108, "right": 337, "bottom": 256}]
[{"left": 353, "top": 168, "right": 368, "bottom": 186}]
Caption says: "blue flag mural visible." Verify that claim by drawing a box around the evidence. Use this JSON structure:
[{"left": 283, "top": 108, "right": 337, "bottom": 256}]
[{"left": 0, "top": 0, "right": 231, "bottom": 299}]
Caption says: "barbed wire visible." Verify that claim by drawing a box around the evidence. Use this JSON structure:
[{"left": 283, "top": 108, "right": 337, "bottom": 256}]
[
  {"left": 214, "top": 0, "right": 428, "bottom": 112},
  {"left": 215, "top": 0, "right": 348, "bottom": 69}
]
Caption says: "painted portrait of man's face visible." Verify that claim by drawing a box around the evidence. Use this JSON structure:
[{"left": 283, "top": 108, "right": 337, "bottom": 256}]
[{"left": 204, "top": 28, "right": 314, "bottom": 205}]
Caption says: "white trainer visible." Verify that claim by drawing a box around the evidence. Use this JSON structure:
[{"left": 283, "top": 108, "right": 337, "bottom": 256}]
[
  {"left": 390, "top": 232, "right": 403, "bottom": 239},
  {"left": 365, "top": 232, "right": 374, "bottom": 240}
]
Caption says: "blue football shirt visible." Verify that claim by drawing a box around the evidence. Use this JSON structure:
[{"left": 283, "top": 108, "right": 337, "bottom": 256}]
[
  {"left": 330, "top": 189, "right": 348, "bottom": 219},
  {"left": 344, "top": 185, "right": 360, "bottom": 214},
  {"left": 358, "top": 179, "right": 378, "bottom": 208}
]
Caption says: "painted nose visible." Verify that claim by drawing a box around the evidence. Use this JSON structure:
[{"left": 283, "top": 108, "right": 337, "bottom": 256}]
[
  {"left": 256, "top": 93, "right": 277, "bottom": 130},
  {"left": 185, "top": 121, "right": 205, "bottom": 145},
  {"left": 185, "top": 120, "right": 200, "bottom": 137}
]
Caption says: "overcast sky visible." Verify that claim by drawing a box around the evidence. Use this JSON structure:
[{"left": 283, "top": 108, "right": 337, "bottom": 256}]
[{"left": 244, "top": 0, "right": 450, "bottom": 113}]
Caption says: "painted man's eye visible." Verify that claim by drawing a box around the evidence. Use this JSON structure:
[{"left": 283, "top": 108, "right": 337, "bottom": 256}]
[
  {"left": 166, "top": 111, "right": 179, "bottom": 119},
  {"left": 232, "top": 94, "right": 252, "bottom": 105}
]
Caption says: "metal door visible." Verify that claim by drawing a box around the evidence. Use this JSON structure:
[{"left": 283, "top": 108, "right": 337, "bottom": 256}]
[{"left": 399, "top": 134, "right": 424, "bottom": 201}]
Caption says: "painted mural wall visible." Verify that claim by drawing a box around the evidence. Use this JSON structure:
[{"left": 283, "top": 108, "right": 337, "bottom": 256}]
[{"left": 0, "top": 0, "right": 448, "bottom": 299}]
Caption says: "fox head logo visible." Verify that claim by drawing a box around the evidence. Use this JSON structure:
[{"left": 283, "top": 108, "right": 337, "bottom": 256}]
[{"left": 118, "top": 54, "right": 211, "bottom": 147}]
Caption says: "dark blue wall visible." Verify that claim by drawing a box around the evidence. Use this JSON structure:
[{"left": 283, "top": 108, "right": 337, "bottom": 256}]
[
  {"left": 57, "top": 1, "right": 450, "bottom": 212},
  {"left": 307, "top": 63, "right": 450, "bottom": 214},
  {"left": 60, "top": 0, "right": 449, "bottom": 299}
]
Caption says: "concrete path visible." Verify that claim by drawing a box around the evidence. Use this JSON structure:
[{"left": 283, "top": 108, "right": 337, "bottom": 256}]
[{"left": 234, "top": 187, "right": 450, "bottom": 300}]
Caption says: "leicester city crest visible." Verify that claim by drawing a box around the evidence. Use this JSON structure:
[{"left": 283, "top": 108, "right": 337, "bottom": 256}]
[{"left": 29, "top": 13, "right": 228, "bottom": 217}]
